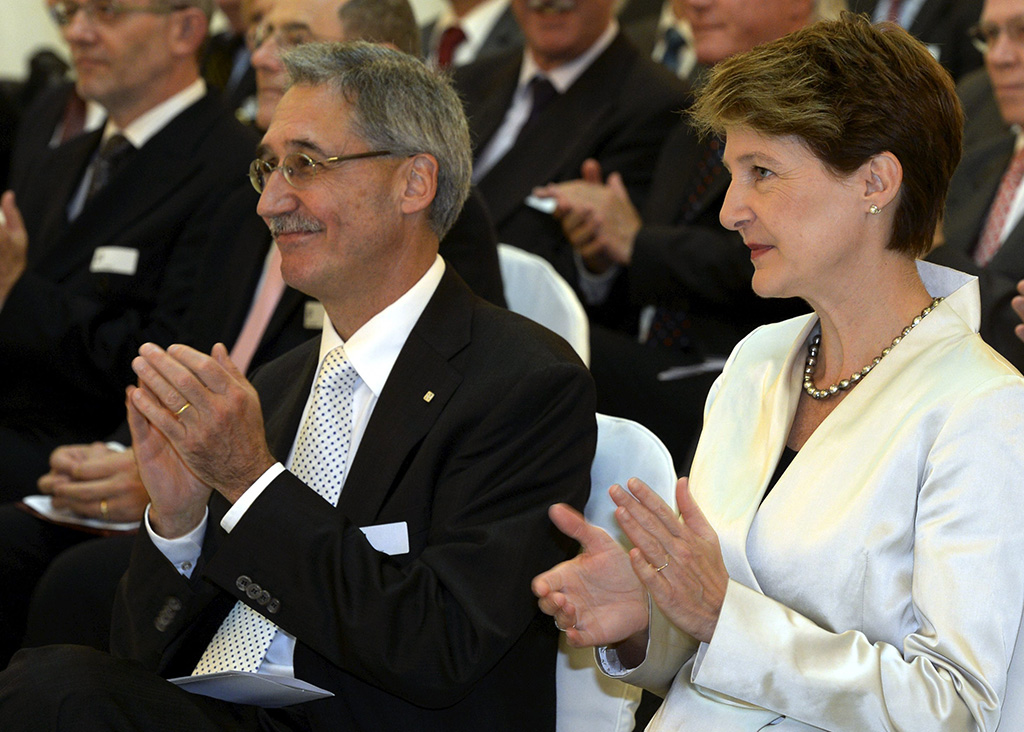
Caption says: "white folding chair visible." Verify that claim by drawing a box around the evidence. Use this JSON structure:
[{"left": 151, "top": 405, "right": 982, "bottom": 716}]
[
  {"left": 497, "top": 243, "right": 590, "bottom": 365},
  {"left": 556, "top": 413, "right": 678, "bottom": 732}
]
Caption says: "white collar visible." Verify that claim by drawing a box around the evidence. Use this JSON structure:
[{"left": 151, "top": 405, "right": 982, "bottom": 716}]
[
  {"left": 317, "top": 255, "right": 446, "bottom": 398},
  {"left": 101, "top": 78, "right": 207, "bottom": 149}
]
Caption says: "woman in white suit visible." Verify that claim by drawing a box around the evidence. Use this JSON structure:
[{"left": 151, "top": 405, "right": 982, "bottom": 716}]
[{"left": 534, "top": 13, "right": 1024, "bottom": 731}]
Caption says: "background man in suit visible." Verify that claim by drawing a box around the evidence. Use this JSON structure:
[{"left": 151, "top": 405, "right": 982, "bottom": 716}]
[
  {"left": 0, "top": 0, "right": 257, "bottom": 498},
  {"left": 422, "top": 0, "right": 523, "bottom": 68},
  {"left": 533, "top": 0, "right": 824, "bottom": 467},
  {"left": 847, "top": 0, "right": 983, "bottom": 81},
  {"left": 453, "top": 0, "right": 688, "bottom": 286},
  {"left": 927, "top": 0, "right": 1024, "bottom": 371},
  {"left": 0, "top": 41, "right": 595, "bottom": 731}
]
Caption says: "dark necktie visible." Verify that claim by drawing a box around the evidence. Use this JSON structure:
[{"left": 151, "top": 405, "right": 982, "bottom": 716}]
[
  {"left": 645, "top": 137, "right": 724, "bottom": 352},
  {"left": 436, "top": 25, "right": 467, "bottom": 69},
  {"left": 519, "top": 75, "right": 559, "bottom": 139},
  {"left": 660, "top": 27, "right": 686, "bottom": 74},
  {"left": 85, "top": 134, "right": 134, "bottom": 203}
]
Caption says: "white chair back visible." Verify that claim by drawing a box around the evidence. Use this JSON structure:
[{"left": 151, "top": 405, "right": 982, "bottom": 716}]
[
  {"left": 497, "top": 243, "right": 590, "bottom": 365},
  {"left": 556, "top": 414, "right": 678, "bottom": 732}
]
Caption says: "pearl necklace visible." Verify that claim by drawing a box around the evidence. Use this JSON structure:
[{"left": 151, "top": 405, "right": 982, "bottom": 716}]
[{"left": 803, "top": 297, "right": 944, "bottom": 400}]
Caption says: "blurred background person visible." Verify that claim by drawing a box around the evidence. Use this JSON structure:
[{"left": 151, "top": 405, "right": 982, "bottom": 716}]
[
  {"left": 848, "top": 0, "right": 983, "bottom": 80},
  {"left": 535, "top": 14, "right": 1024, "bottom": 730},
  {"left": 927, "top": 0, "right": 1024, "bottom": 371},
  {"left": 453, "top": 0, "right": 688, "bottom": 286}
]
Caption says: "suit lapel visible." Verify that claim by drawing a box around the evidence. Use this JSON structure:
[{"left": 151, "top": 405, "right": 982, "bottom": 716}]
[
  {"left": 336, "top": 269, "right": 471, "bottom": 524},
  {"left": 692, "top": 317, "right": 812, "bottom": 590},
  {"left": 462, "top": 54, "right": 521, "bottom": 156},
  {"left": 21, "top": 129, "right": 102, "bottom": 268}
]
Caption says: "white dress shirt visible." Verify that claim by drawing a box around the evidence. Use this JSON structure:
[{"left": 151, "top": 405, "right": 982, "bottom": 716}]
[{"left": 148, "top": 255, "right": 447, "bottom": 677}]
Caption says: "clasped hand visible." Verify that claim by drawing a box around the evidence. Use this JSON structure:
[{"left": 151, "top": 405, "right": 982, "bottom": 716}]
[
  {"left": 532, "top": 159, "right": 641, "bottom": 274},
  {"left": 532, "top": 477, "right": 728, "bottom": 650},
  {"left": 126, "top": 342, "right": 276, "bottom": 538},
  {"left": 37, "top": 442, "right": 148, "bottom": 523}
]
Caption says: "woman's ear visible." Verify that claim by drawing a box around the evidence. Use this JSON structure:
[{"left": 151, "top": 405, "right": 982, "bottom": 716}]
[{"left": 864, "top": 150, "right": 903, "bottom": 214}]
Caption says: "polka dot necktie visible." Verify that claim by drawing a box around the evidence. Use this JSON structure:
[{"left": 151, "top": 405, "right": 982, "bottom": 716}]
[{"left": 192, "top": 346, "right": 357, "bottom": 675}]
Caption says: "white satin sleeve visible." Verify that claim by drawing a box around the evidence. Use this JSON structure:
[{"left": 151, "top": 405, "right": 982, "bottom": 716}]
[{"left": 688, "top": 375, "right": 1024, "bottom": 731}]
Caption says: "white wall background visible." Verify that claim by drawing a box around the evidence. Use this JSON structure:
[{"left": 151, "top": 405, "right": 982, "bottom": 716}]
[{"left": 0, "top": 1, "right": 66, "bottom": 79}]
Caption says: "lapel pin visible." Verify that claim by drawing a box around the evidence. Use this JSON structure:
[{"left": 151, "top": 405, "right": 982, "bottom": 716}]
[{"left": 423, "top": 391, "right": 435, "bottom": 403}]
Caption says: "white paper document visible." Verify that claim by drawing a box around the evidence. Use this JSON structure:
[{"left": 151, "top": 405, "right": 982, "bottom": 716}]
[
  {"left": 21, "top": 494, "right": 140, "bottom": 532},
  {"left": 169, "top": 671, "right": 334, "bottom": 707}
]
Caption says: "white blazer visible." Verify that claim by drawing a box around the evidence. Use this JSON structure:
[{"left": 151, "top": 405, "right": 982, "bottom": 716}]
[{"left": 604, "top": 262, "right": 1024, "bottom": 730}]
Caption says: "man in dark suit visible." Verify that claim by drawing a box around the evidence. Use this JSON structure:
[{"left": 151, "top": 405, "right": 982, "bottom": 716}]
[
  {"left": 453, "top": 0, "right": 688, "bottom": 286},
  {"left": 927, "top": 0, "right": 1024, "bottom": 371},
  {"left": 0, "top": 42, "right": 595, "bottom": 731},
  {"left": 532, "top": 0, "right": 819, "bottom": 466},
  {"left": 0, "top": 0, "right": 258, "bottom": 498},
  {"left": 0, "top": 0, "right": 504, "bottom": 669},
  {"left": 421, "top": 0, "right": 523, "bottom": 68},
  {"left": 847, "top": 0, "right": 983, "bottom": 81}
]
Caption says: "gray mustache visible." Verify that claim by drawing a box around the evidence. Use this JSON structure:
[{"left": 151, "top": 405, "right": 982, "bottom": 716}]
[
  {"left": 527, "top": 0, "right": 576, "bottom": 11},
  {"left": 267, "top": 214, "right": 324, "bottom": 238}
]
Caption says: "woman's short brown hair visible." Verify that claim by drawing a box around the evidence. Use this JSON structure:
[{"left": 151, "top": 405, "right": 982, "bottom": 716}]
[{"left": 690, "top": 12, "right": 963, "bottom": 258}]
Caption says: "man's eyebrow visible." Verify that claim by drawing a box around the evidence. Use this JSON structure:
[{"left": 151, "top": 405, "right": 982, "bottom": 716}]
[{"left": 255, "top": 138, "right": 332, "bottom": 160}]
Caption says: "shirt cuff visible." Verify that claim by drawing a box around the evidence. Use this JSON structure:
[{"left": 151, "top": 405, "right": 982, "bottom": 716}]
[
  {"left": 573, "top": 250, "right": 620, "bottom": 305},
  {"left": 220, "top": 462, "right": 286, "bottom": 533},
  {"left": 146, "top": 504, "right": 208, "bottom": 578}
]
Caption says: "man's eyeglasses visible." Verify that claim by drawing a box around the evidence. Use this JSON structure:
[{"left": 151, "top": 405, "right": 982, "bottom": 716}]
[
  {"left": 246, "top": 21, "right": 316, "bottom": 52},
  {"left": 49, "top": 0, "right": 185, "bottom": 27},
  {"left": 969, "top": 18, "right": 1024, "bottom": 54},
  {"left": 249, "top": 151, "right": 394, "bottom": 193}
]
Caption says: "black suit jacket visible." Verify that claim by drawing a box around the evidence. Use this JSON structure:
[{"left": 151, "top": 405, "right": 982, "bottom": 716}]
[
  {"left": 927, "top": 71, "right": 1024, "bottom": 371},
  {"left": 0, "top": 91, "right": 259, "bottom": 495},
  {"left": 848, "top": 0, "right": 982, "bottom": 81},
  {"left": 112, "top": 268, "right": 596, "bottom": 731},
  {"left": 455, "top": 33, "right": 689, "bottom": 284}
]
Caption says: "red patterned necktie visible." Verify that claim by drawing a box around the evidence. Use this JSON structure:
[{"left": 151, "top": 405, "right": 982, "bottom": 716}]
[
  {"left": 887, "top": 0, "right": 902, "bottom": 23},
  {"left": 436, "top": 25, "right": 466, "bottom": 68},
  {"left": 974, "top": 146, "right": 1024, "bottom": 266}
]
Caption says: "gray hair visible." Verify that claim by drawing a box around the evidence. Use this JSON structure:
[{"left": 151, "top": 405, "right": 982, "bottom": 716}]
[
  {"left": 282, "top": 42, "right": 471, "bottom": 239},
  {"left": 338, "top": 0, "right": 421, "bottom": 57}
]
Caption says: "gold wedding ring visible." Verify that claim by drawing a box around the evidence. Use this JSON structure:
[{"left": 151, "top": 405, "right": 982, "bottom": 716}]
[
  {"left": 99, "top": 500, "right": 109, "bottom": 520},
  {"left": 174, "top": 402, "right": 192, "bottom": 416},
  {"left": 654, "top": 561, "right": 669, "bottom": 572}
]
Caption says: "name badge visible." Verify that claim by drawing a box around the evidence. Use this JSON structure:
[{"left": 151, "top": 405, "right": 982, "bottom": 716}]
[
  {"left": 303, "top": 300, "right": 325, "bottom": 330},
  {"left": 90, "top": 246, "right": 139, "bottom": 276}
]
